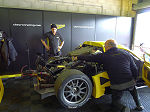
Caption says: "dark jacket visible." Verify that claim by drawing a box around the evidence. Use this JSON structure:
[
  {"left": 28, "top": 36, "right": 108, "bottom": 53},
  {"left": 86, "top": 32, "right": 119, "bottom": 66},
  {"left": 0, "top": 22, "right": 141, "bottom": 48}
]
[
  {"left": 0, "top": 39, "right": 17, "bottom": 66},
  {"left": 8, "top": 40, "right": 18, "bottom": 62},
  {"left": 78, "top": 47, "right": 138, "bottom": 88}
]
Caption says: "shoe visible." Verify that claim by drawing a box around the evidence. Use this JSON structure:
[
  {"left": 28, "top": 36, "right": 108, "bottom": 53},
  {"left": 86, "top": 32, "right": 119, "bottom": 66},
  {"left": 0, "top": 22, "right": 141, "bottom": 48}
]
[
  {"left": 133, "top": 106, "right": 144, "bottom": 111},
  {"left": 121, "top": 107, "right": 130, "bottom": 112}
]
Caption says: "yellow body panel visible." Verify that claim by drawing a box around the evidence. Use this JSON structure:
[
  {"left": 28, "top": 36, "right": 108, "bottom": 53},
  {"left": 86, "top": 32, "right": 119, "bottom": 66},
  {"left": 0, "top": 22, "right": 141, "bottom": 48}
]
[
  {"left": 0, "top": 74, "right": 22, "bottom": 79},
  {"left": 142, "top": 63, "right": 150, "bottom": 87},
  {"left": 57, "top": 65, "right": 66, "bottom": 68},
  {"left": 0, "top": 74, "right": 22, "bottom": 103},
  {"left": 0, "top": 78, "right": 4, "bottom": 103},
  {"left": 83, "top": 41, "right": 125, "bottom": 53},
  {"left": 92, "top": 72, "right": 110, "bottom": 98},
  {"left": 83, "top": 41, "right": 105, "bottom": 47}
]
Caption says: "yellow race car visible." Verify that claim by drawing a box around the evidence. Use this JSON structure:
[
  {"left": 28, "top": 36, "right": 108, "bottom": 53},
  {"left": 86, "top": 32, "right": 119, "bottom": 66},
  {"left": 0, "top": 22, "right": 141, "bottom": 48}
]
[{"left": 1, "top": 41, "right": 150, "bottom": 109}]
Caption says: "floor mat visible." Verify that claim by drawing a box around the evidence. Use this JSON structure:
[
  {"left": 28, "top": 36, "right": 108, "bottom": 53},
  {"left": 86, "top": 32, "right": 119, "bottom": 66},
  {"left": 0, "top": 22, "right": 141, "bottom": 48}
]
[{"left": 0, "top": 78, "right": 150, "bottom": 112}]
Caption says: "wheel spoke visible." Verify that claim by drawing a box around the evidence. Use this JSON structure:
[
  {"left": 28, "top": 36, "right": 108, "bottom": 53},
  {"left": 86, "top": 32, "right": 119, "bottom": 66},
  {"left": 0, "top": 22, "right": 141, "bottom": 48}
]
[
  {"left": 70, "top": 96, "right": 74, "bottom": 101},
  {"left": 76, "top": 80, "right": 79, "bottom": 86},
  {"left": 78, "top": 94, "right": 82, "bottom": 99},
  {"left": 75, "top": 95, "right": 78, "bottom": 102},
  {"left": 79, "top": 82, "right": 84, "bottom": 87},
  {"left": 80, "top": 91, "right": 86, "bottom": 94},
  {"left": 80, "top": 87, "right": 86, "bottom": 90},
  {"left": 64, "top": 90, "right": 71, "bottom": 93},
  {"left": 65, "top": 93, "right": 72, "bottom": 98},
  {"left": 71, "top": 81, "right": 75, "bottom": 87},
  {"left": 66, "top": 85, "right": 72, "bottom": 90}
]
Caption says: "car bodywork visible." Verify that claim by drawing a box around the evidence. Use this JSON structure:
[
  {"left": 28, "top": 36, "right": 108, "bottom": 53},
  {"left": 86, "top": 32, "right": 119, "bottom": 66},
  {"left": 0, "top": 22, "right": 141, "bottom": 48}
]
[
  {"left": 0, "top": 41, "right": 150, "bottom": 108},
  {"left": 32, "top": 41, "right": 150, "bottom": 108},
  {"left": 0, "top": 78, "right": 4, "bottom": 103},
  {"left": 0, "top": 74, "right": 22, "bottom": 103}
]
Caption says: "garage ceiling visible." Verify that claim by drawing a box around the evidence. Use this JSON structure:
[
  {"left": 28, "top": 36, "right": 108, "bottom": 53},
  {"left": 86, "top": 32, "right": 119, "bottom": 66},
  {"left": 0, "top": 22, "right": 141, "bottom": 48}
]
[{"left": 133, "top": 0, "right": 150, "bottom": 10}]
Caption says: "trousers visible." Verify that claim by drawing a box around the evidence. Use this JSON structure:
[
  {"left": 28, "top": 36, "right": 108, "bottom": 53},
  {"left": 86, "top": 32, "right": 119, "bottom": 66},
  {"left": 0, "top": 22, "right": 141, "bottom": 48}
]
[{"left": 111, "top": 86, "right": 141, "bottom": 111}]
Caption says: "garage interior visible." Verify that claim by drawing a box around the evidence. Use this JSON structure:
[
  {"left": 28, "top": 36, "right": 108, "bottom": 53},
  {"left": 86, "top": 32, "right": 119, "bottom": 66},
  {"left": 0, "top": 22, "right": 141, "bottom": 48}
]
[{"left": 0, "top": 0, "right": 150, "bottom": 112}]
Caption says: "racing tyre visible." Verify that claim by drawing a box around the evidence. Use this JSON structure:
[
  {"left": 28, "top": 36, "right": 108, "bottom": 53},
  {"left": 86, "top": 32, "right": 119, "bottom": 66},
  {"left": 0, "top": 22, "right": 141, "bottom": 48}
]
[{"left": 54, "top": 69, "right": 92, "bottom": 109}]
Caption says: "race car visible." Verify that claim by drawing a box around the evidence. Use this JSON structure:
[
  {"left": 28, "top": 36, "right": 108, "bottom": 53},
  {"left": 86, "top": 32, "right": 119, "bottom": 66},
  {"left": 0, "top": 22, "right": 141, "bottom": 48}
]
[
  {"left": 31, "top": 41, "right": 150, "bottom": 109},
  {"left": 1, "top": 41, "right": 150, "bottom": 109}
]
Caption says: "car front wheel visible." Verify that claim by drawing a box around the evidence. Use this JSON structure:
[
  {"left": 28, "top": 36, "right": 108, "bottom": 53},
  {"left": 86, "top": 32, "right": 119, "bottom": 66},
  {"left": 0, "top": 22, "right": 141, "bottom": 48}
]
[{"left": 54, "top": 69, "right": 92, "bottom": 109}]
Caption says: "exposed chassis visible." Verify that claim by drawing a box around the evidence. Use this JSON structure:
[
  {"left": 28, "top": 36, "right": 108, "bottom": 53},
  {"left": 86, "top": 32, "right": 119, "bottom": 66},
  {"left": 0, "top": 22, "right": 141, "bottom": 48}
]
[{"left": 29, "top": 44, "right": 106, "bottom": 108}]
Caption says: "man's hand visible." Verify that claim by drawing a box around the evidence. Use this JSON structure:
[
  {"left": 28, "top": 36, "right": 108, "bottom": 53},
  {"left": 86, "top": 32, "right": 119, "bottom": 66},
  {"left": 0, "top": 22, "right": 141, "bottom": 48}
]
[
  {"left": 58, "top": 41, "right": 64, "bottom": 51},
  {"left": 41, "top": 39, "right": 50, "bottom": 51},
  {"left": 72, "top": 56, "right": 78, "bottom": 61},
  {"left": 46, "top": 46, "right": 50, "bottom": 51},
  {"left": 58, "top": 46, "right": 62, "bottom": 51}
]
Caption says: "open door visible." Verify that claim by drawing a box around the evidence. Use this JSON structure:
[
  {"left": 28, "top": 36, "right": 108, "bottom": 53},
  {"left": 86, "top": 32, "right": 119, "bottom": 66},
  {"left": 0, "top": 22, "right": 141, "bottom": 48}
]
[
  {"left": 142, "top": 54, "right": 150, "bottom": 87},
  {"left": 0, "top": 78, "right": 4, "bottom": 103}
]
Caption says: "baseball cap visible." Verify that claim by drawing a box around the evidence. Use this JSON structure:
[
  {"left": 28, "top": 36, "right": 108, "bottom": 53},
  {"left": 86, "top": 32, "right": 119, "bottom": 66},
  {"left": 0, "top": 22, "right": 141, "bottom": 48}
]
[{"left": 51, "top": 24, "right": 57, "bottom": 29}]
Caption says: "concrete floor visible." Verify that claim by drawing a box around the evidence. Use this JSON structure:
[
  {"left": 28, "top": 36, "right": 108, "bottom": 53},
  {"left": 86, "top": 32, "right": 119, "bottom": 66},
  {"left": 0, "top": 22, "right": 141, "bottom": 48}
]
[{"left": 0, "top": 77, "right": 150, "bottom": 112}]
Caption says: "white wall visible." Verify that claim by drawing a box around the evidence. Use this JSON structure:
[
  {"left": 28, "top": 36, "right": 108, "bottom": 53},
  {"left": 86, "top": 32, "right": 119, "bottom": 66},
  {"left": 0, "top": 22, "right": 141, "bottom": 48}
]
[{"left": 0, "top": 0, "right": 137, "bottom": 17}]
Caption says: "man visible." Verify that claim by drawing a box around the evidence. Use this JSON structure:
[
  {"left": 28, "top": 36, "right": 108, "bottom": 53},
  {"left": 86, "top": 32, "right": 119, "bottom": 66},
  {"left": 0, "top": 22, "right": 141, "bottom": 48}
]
[
  {"left": 41, "top": 24, "right": 64, "bottom": 56},
  {"left": 74, "top": 39, "right": 143, "bottom": 112}
]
